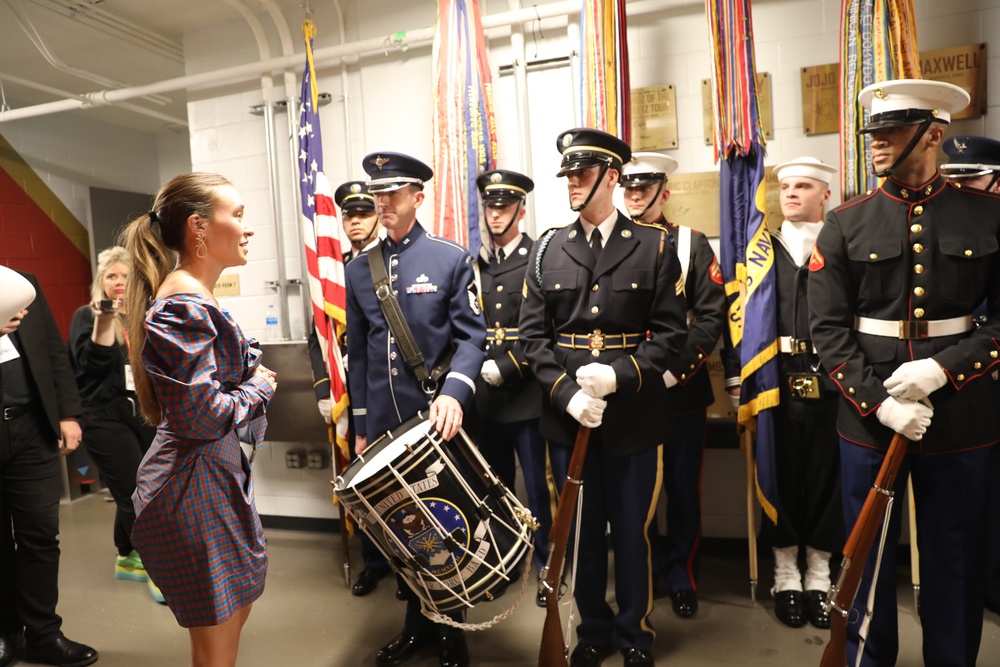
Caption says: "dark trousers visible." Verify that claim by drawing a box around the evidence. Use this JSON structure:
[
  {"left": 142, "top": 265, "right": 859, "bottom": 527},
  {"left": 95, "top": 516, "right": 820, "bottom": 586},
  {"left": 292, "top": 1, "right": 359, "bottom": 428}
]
[
  {"left": 361, "top": 531, "right": 389, "bottom": 572},
  {"left": 0, "top": 408, "right": 63, "bottom": 645},
  {"left": 654, "top": 409, "right": 706, "bottom": 592},
  {"left": 841, "top": 439, "right": 990, "bottom": 667},
  {"left": 477, "top": 418, "right": 551, "bottom": 570},
  {"left": 573, "top": 434, "right": 661, "bottom": 652},
  {"left": 986, "top": 444, "right": 1000, "bottom": 607},
  {"left": 80, "top": 401, "right": 154, "bottom": 556},
  {"left": 765, "top": 397, "right": 843, "bottom": 553},
  {"left": 400, "top": 576, "right": 463, "bottom": 639}
]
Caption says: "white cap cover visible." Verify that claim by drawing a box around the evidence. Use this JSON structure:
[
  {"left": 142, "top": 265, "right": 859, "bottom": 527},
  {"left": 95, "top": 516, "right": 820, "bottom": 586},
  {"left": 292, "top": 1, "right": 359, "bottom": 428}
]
[
  {"left": 773, "top": 157, "right": 837, "bottom": 185},
  {"left": 858, "top": 79, "right": 970, "bottom": 125}
]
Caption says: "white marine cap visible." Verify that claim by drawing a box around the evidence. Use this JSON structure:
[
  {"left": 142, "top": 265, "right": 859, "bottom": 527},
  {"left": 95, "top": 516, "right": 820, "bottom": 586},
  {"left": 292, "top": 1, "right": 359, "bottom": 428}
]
[
  {"left": 858, "top": 79, "right": 970, "bottom": 133},
  {"left": 773, "top": 157, "right": 837, "bottom": 185},
  {"left": 620, "top": 152, "right": 679, "bottom": 186}
]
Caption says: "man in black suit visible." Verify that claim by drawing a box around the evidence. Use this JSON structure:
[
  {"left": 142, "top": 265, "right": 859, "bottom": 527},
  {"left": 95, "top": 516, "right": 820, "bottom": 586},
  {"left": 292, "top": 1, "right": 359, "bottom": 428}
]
[
  {"left": 520, "top": 128, "right": 688, "bottom": 667},
  {"left": 0, "top": 272, "right": 98, "bottom": 667}
]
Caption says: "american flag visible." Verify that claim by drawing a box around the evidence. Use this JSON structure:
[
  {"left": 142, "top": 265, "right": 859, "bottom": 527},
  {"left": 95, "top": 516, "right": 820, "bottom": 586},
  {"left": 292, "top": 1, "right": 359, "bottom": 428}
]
[{"left": 299, "top": 20, "right": 350, "bottom": 459}]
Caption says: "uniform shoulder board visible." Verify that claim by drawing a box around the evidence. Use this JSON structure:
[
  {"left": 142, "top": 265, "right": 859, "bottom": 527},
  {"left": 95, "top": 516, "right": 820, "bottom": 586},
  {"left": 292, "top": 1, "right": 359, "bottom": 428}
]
[{"left": 632, "top": 219, "right": 669, "bottom": 232}]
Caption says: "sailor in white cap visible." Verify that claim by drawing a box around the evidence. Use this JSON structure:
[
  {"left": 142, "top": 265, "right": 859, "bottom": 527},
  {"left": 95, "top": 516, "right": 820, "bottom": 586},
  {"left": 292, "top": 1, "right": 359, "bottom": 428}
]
[
  {"left": 750, "top": 157, "right": 843, "bottom": 631},
  {"left": 810, "top": 79, "right": 1000, "bottom": 667},
  {"left": 620, "top": 152, "right": 726, "bottom": 621}
]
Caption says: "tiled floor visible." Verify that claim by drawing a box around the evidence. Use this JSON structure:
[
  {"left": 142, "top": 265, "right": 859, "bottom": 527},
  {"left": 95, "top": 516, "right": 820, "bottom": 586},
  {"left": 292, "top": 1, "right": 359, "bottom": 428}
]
[{"left": 33, "top": 494, "right": 1000, "bottom": 666}]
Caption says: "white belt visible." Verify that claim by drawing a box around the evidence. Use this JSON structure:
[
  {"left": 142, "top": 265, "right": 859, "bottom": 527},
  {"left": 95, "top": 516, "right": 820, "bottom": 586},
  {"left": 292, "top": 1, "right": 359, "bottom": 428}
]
[
  {"left": 854, "top": 315, "right": 973, "bottom": 340},
  {"left": 779, "top": 336, "right": 816, "bottom": 355}
]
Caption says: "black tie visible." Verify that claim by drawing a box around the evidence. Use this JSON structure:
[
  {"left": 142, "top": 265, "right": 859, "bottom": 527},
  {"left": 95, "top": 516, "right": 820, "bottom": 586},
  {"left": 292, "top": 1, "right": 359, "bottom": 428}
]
[
  {"left": 497, "top": 248, "right": 506, "bottom": 264},
  {"left": 590, "top": 230, "right": 603, "bottom": 260}
]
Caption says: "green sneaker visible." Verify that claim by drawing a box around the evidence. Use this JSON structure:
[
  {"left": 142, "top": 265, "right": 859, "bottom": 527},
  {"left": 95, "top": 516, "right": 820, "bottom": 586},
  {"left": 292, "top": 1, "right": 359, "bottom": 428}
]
[
  {"left": 114, "top": 550, "right": 148, "bottom": 582},
  {"left": 147, "top": 579, "right": 167, "bottom": 605}
]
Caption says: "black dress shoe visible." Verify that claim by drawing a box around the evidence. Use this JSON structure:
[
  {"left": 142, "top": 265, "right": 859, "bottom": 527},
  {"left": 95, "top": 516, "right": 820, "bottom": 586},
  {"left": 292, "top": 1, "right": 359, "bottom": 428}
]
[
  {"left": 352, "top": 568, "right": 389, "bottom": 597},
  {"left": 986, "top": 597, "right": 1000, "bottom": 614},
  {"left": 24, "top": 636, "right": 98, "bottom": 667},
  {"left": 375, "top": 632, "right": 432, "bottom": 667},
  {"left": 569, "top": 642, "right": 613, "bottom": 667},
  {"left": 438, "top": 635, "right": 469, "bottom": 667},
  {"left": 621, "top": 647, "right": 654, "bottom": 667},
  {"left": 804, "top": 590, "right": 831, "bottom": 629},
  {"left": 775, "top": 590, "right": 807, "bottom": 628},
  {"left": 670, "top": 589, "right": 698, "bottom": 618},
  {"left": 0, "top": 632, "right": 23, "bottom": 667}
]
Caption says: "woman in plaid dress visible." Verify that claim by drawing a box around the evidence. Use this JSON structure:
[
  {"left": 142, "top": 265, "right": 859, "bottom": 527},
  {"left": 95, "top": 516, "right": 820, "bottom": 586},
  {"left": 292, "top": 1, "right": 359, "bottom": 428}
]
[{"left": 122, "top": 173, "right": 277, "bottom": 667}]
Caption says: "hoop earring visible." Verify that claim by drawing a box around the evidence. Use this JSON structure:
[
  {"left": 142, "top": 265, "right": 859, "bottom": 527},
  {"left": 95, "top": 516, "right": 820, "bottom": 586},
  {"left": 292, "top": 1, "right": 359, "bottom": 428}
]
[{"left": 195, "top": 231, "right": 208, "bottom": 259}]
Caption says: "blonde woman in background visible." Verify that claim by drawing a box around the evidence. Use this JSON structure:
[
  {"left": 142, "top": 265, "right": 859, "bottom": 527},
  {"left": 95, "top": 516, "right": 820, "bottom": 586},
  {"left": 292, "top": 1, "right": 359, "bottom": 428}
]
[{"left": 122, "top": 173, "right": 276, "bottom": 667}]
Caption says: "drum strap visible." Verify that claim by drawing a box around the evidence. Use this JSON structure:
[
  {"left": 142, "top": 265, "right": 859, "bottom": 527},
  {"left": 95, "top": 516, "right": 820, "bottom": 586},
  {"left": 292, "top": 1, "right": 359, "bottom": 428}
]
[{"left": 368, "top": 241, "right": 452, "bottom": 394}]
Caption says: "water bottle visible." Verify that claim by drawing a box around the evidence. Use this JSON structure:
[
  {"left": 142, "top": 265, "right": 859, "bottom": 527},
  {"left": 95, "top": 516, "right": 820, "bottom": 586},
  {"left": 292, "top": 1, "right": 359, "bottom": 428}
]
[{"left": 264, "top": 304, "right": 280, "bottom": 342}]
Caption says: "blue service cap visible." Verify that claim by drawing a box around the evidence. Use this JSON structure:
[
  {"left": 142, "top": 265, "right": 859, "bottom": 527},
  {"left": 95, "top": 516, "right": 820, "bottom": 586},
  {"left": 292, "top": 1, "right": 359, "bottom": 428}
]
[
  {"left": 476, "top": 169, "right": 534, "bottom": 206},
  {"left": 555, "top": 128, "right": 631, "bottom": 177},
  {"left": 333, "top": 180, "right": 375, "bottom": 212},
  {"left": 362, "top": 152, "right": 433, "bottom": 193},
  {"left": 941, "top": 136, "right": 1000, "bottom": 178}
]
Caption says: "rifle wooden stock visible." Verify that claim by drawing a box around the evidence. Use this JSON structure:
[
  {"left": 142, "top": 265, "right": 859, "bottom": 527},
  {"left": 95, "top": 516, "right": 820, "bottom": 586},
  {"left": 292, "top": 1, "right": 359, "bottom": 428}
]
[
  {"left": 820, "top": 433, "right": 909, "bottom": 667},
  {"left": 538, "top": 425, "right": 591, "bottom": 667}
]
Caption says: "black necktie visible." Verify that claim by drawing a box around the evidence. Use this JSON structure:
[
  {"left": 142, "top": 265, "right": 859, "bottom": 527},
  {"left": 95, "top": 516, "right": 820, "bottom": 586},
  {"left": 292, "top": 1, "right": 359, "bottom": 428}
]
[
  {"left": 497, "top": 248, "right": 506, "bottom": 264},
  {"left": 590, "top": 230, "right": 603, "bottom": 260}
]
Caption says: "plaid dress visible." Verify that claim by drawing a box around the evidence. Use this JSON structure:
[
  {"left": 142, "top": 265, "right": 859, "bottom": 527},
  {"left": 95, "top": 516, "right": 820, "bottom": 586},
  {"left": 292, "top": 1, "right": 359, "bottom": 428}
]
[{"left": 131, "top": 293, "right": 273, "bottom": 627}]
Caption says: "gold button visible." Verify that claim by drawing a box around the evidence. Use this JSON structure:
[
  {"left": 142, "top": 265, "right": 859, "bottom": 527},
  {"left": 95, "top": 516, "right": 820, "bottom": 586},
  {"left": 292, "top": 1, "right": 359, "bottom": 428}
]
[
  {"left": 913, "top": 205, "right": 924, "bottom": 216},
  {"left": 554, "top": 283, "right": 561, "bottom": 290},
  {"left": 680, "top": 374, "right": 687, "bottom": 381},
  {"left": 993, "top": 351, "right": 999, "bottom": 359},
  {"left": 958, "top": 374, "right": 966, "bottom": 381},
  {"left": 914, "top": 308, "right": 925, "bottom": 318},
  {"left": 914, "top": 264, "right": 924, "bottom": 274},
  {"left": 592, "top": 284, "right": 599, "bottom": 292},
  {"left": 849, "top": 387, "right": 856, "bottom": 394},
  {"left": 591, "top": 306, "right": 599, "bottom": 314},
  {"left": 975, "top": 362, "right": 983, "bottom": 370},
  {"left": 869, "top": 252, "right": 878, "bottom": 260},
  {"left": 631, "top": 282, "right": 638, "bottom": 289},
  {"left": 965, "top": 249, "right": 973, "bottom": 257},
  {"left": 913, "top": 243, "right": 923, "bottom": 253},
  {"left": 861, "top": 402, "right": 868, "bottom": 409},
  {"left": 690, "top": 364, "right": 696, "bottom": 370},
  {"left": 698, "top": 353, "right": 704, "bottom": 360},
  {"left": 837, "top": 373, "right": 844, "bottom": 380},
  {"left": 495, "top": 303, "right": 502, "bottom": 310},
  {"left": 866, "top": 189, "right": 873, "bottom": 195},
  {"left": 911, "top": 223, "right": 922, "bottom": 233},
  {"left": 496, "top": 285, "right": 503, "bottom": 292},
  {"left": 914, "top": 286, "right": 925, "bottom": 297}
]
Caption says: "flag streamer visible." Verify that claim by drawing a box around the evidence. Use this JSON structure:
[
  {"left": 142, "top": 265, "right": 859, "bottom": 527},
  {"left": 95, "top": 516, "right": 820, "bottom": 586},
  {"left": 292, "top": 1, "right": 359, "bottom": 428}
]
[
  {"left": 431, "top": 0, "right": 497, "bottom": 251},
  {"left": 579, "top": 0, "right": 630, "bottom": 141}
]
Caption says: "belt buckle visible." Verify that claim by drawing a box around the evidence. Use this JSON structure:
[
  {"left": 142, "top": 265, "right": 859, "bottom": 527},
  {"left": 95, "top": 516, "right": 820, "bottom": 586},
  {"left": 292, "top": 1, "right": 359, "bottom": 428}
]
[
  {"left": 788, "top": 337, "right": 811, "bottom": 355},
  {"left": 899, "top": 320, "right": 929, "bottom": 339},
  {"left": 588, "top": 329, "right": 605, "bottom": 357},
  {"left": 2, "top": 407, "right": 9, "bottom": 420},
  {"left": 494, "top": 328, "right": 506, "bottom": 344}
]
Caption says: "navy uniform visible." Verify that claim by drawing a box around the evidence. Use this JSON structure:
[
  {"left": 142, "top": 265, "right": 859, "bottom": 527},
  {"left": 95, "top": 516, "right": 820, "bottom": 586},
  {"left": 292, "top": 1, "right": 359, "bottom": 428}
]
[
  {"left": 473, "top": 169, "right": 566, "bottom": 578},
  {"left": 519, "top": 129, "right": 688, "bottom": 665},
  {"left": 809, "top": 80, "right": 1000, "bottom": 667},
  {"left": 940, "top": 136, "right": 1000, "bottom": 615},
  {"left": 620, "top": 152, "right": 726, "bottom": 620},
  {"left": 345, "top": 153, "right": 484, "bottom": 667}
]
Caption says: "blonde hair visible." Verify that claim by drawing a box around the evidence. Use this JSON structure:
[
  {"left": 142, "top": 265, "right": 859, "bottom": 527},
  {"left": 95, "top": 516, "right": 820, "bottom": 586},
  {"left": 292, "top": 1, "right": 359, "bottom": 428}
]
[
  {"left": 122, "top": 172, "right": 232, "bottom": 423},
  {"left": 91, "top": 245, "right": 131, "bottom": 346}
]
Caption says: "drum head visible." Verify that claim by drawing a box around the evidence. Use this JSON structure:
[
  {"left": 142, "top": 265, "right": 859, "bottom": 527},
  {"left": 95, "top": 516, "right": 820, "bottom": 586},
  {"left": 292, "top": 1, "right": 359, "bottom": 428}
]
[{"left": 347, "top": 418, "right": 433, "bottom": 488}]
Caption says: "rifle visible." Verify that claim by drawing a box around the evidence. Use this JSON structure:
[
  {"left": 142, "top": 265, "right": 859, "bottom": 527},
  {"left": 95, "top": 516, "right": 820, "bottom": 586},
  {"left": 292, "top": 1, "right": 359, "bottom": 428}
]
[
  {"left": 820, "top": 433, "right": 908, "bottom": 667},
  {"left": 538, "top": 425, "right": 591, "bottom": 667}
]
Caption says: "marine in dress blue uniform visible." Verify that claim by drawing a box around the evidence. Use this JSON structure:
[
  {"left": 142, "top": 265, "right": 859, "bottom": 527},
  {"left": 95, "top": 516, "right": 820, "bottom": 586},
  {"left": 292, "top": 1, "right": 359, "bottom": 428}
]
[
  {"left": 809, "top": 80, "right": 1000, "bottom": 667},
  {"left": 472, "top": 170, "right": 567, "bottom": 590},
  {"left": 519, "top": 129, "right": 688, "bottom": 667},
  {"left": 940, "top": 136, "right": 1000, "bottom": 615},
  {"left": 620, "top": 153, "right": 725, "bottom": 621},
  {"left": 345, "top": 152, "right": 485, "bottom": 667}
]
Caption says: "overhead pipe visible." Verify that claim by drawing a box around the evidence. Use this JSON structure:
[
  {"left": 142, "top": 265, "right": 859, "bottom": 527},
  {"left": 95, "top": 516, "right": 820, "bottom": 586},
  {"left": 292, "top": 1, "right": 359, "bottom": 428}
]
[{"left": 0, "top": 0, "right": 696, "bottom": 125}]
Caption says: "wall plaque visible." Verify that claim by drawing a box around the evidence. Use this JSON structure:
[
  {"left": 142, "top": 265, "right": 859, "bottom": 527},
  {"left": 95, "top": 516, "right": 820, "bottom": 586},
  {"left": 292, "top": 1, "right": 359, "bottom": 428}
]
[
  {"left": 662, "top": 166, "right": 782, "bottom": 238},
  {"left": 800, "top": 63, "right": 839, "bottom": 135},
  {"left": 920, "top": 43, "right": 987, "bottom": 120},
  {"left": 630, "top": 84, "right": 679, "bottom": 150},
  {"left": 702, "top": 73, "right": 773, "bottom": 147},
  {"left": 214, "top": 273, "right": 241, "bottom": 296}
]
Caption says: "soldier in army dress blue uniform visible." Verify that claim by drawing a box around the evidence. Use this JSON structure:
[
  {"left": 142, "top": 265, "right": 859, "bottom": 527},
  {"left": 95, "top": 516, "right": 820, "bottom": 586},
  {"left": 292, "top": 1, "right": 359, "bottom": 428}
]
[
  {"left": 345, "top": 153, "right": 485, "bottom": 667},
  {"left": 809, "top": 80, "right": 1000, "bottom": 667},
  {"left": 519, "top": 128, "right": 689, "bottom": 667}
]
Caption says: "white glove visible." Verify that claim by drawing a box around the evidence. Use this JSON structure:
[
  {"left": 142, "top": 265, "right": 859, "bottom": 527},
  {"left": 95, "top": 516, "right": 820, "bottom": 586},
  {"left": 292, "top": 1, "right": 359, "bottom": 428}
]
[
  {"left": 876, "top": 396, "right": 933, "bottom": 440},
  {"left": 576, "top": 363, "right": 617, "bottom": 398},
  {"left": 883, "top": 358, "right": 947, "bottom": 401},
  {"left": 317, "top": 397, "right": 332, "bottom": 425},
  {"left": 480, "top": 359, "right": 502, "bottom": 387},
  {"left": 566, "top": 390, "right": 607, "bottom": 428},
  {"left": 663, "top": 370, "right": 678, "bottom": 388},
  {"left": 728, "top": 390, "right": 740, "bottom": 413}
]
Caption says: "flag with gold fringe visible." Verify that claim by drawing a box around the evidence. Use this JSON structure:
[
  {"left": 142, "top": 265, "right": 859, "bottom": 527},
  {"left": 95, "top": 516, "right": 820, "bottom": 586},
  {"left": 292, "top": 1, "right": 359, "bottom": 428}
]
[
  {"left": 298, "top": 20, "right": 351, "bottom": 520},
  {"left": 431, "top": 0, "right": 497, "bottom": 251},
  {"left": 840, "top": 0, "right": 921, "bottom": 200},
  {"left": 579, "top": 0, "right": 630, "bottom": 140},
  {"left": 708, "top": 0, "right": 780, "bottom": 525}
]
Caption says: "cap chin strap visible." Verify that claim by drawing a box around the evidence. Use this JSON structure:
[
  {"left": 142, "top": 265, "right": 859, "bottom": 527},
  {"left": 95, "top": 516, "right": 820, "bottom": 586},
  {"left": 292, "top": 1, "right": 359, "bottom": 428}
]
[
  {"left": 486, "top": 201, "right": 522, "bottom": 241},
  {"left": 986, "top": 172, "right": 1000, "bottom": 192},
  {"left": 631, "top": 179, "right": 666, "bottom": 221},
  {"left": 873, "top": 119, "right": 934, "bottom": 178},
  {"left": 352, "top": 217, "right": 379, "bottom": 249},
  {"left": 571, "top": 159, "right": 612, "bottom": 212}
]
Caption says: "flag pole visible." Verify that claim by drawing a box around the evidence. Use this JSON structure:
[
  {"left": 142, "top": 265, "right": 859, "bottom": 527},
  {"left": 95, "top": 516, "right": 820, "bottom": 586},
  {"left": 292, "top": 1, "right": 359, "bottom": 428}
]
[
  {"left": 330, "top": 424, "right": 351, "bottom": 588},
  {"left": 743, "top": 423, "right": 757, "bottom": 604}
]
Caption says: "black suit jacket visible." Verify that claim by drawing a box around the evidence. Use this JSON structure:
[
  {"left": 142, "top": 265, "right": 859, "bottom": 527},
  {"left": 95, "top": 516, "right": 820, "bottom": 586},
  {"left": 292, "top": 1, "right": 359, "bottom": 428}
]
[{"left": 9, "top": 272, "right": 83, "bottom": 441}]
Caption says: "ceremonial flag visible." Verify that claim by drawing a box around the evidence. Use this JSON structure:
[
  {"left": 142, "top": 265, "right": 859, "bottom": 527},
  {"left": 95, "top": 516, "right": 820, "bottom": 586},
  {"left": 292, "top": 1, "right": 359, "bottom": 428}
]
[
  {"left": 431, "top": 0, "right": 497, "bottom": 252},
  {"left": 840, "top": 0, "right": 920, "bottom": 200},
  {"left": 579, "top": 0, "right": 631, "bottom": 141},
  {"left": 298, "top": 20, "right": 350, "bottom": 465},
  {"left": 707, "top": 0, "right": 780, "bottom": 524}
]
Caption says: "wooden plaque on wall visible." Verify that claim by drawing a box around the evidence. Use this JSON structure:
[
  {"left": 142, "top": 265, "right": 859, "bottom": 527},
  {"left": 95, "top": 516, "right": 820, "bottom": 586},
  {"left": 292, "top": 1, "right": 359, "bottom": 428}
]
[
  {"left": 801, "top": 63, "right": 839, "bottom": 135},
  {"left": 630, "top": 84, "right": 679, "bottom": 150},
  {"left": 920, "top": 43, "right": 987, "bottom": 120},
  {"left": 662, "top": 166, "right": 782, "bottom": 238},
  {"left": 214, "top": 273, "right": 241, "bottom": 296},
  {"left": 702, "top": 73, "right": 773, "bottom": 147}
]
